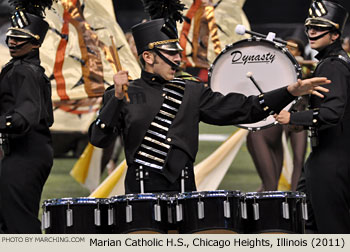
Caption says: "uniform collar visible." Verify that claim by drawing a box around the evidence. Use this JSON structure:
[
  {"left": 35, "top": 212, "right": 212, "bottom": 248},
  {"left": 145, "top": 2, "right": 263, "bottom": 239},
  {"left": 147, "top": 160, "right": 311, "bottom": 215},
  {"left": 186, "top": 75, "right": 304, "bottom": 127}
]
[
  {"left": 141, "top": 70, "right": 168, "bottom": 86},
  {"left": 316, "top": 40, "right": 344, "bottom": 60}
]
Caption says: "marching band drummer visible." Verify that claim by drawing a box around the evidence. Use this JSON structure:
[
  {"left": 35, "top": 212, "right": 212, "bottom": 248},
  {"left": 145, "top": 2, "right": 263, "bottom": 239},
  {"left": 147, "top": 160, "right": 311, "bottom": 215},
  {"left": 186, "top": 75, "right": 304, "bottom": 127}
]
[
  {"left": 88, "top": 0, "right": 330, "bottom": 195},
  {"left": 276, "top": 0, "right": 350, "bottom": 233}
]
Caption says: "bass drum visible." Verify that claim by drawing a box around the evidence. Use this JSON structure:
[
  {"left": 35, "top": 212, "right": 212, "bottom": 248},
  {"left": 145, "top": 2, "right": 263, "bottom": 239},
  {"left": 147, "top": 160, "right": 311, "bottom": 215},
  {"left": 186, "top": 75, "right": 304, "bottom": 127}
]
[{"left": 209, "top": 37, "right": 301, "bottom": 130}]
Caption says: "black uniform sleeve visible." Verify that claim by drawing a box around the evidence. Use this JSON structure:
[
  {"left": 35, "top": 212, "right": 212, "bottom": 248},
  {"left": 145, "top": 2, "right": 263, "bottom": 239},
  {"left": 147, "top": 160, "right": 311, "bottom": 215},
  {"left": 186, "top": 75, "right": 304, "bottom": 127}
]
[
  {"left": 199, "top": 85, "right": 294, "bottom": 125},
  {"left": 0, "top": 65, "right": 41, "bottom": 134},
  {"left": 290, "top": 59, "right": 349, "bottom": 130},
  {"left": 88, "top": 88, "right": 124, "bottom": 148}
]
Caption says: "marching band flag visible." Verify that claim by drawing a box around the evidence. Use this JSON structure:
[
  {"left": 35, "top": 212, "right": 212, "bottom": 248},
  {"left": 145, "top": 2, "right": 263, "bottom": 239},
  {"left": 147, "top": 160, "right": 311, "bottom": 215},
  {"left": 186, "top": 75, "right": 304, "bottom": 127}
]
[
  {"left": 0, "top": 42, "right": 10, "bottom": 68},
  {"left": 44, "top": 0, "right": 141, "bottom": 132},
  {"left": 177, "top": 0, "right": 250, "bottom": 68},
  {"left": 278, "top": 131, "right": 293, "bottom": 191},
  {"left": 70, "top": 143, "right": 103, "bottom": 192},
  {"left": 42, "top": 0, "right": 141, "bottom": 102},
  {"left": 89, "top": 160, "right": 127, "bottom": 197},
  {"left": 195, "top": 128, "right": 248, "bottom": 191}
]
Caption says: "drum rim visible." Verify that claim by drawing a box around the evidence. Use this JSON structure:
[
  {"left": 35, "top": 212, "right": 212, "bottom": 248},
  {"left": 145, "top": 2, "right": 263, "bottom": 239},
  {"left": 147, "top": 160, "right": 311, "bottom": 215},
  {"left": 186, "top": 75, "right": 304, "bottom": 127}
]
[
  {"left": 208, "top": 36, "right": 302, "bottom": 131},
  {"left": 243, "top": 190, "right": 306, "bottom": 199},
  {"left": 42, "top": 197, "right": 109, "bottom": 206},
  {"left": 109, "top": 193, "right": 163, "bottom": 202},
  {"left": 176, "top": 190, "right": 242, "bottom": 199}
]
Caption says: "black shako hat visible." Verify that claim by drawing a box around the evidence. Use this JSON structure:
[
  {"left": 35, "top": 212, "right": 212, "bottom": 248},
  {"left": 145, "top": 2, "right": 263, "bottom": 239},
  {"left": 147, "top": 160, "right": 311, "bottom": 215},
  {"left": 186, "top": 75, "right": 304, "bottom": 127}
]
[
  {"left": 7, "top": 12, "right": 49, "bottom": 44},
  {"left": 6, "top": 0, "right": 55, "bottom": 44},
  {"left": 305, "top": 0, "right": 349, "bottom": 34},
  {"left": 131, "top": 0, "right": 185, "bottom": 56},
  {"left": 132, "top": 18, "right": 182, "bottom": 56}
]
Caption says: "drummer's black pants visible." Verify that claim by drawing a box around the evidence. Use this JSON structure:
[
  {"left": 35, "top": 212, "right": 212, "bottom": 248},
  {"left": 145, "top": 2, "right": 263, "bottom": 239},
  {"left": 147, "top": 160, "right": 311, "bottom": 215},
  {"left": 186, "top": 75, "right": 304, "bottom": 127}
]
[
  {"left": 304, "top": 151, "right": 350, "bottom": 233},
  {"left": 0, "top": 152, "right": 52, "bottom": 234}
]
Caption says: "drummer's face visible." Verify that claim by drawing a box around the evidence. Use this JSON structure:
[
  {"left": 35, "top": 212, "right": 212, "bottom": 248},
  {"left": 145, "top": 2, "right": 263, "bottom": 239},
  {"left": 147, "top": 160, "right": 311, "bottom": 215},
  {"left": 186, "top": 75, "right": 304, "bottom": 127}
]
[
  {"left": 307, "top": 27, "right": 339, "bottom": 51},
  {"left": 146, "top": 49, "right": 181, "bottom": 81}
]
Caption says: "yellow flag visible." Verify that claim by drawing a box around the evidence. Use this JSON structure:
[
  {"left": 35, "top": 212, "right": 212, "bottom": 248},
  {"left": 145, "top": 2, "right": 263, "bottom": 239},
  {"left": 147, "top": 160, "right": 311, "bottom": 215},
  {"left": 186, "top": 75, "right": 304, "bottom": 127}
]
[
  {"left": 89, "top": 160, "right": 127, "bottom": 198},
  {"left": 70, "top": 143, "right": 102, "bottom": 192},
  {"left": 70, "top": 143, "right": 94, "bottom": 184}
]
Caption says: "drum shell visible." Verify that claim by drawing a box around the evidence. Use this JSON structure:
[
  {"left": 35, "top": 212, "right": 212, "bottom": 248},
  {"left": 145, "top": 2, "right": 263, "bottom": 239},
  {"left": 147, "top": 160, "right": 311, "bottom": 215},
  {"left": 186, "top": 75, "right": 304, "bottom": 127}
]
[
  {"left": 175, "top": 190, "right": 243, "bottom": 233},
  {"left": 110, "top": 193, "right": 170, "bottom": 234},
  {"left": 42, "top": 198, "right": 111, "bottom": 234},
  {"left": 242, "top": 191, "right": 306, "bottom": 234}
]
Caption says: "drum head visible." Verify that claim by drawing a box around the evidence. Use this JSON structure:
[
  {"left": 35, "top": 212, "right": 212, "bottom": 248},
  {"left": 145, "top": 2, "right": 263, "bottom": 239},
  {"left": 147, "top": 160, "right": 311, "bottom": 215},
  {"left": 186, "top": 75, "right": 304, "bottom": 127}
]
[{"left": 209, "top": 37, "right": 301, "bottom": 130}]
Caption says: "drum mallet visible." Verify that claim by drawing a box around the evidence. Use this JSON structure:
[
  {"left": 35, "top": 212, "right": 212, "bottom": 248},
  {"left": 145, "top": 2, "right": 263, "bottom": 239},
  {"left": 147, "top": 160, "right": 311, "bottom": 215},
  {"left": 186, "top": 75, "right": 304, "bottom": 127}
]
[
  {"left": 235, "top": 24, "right": 298, "bottom": 48},
  {"left": 246, "top": 72, "right": 263, "bottom": 94}
]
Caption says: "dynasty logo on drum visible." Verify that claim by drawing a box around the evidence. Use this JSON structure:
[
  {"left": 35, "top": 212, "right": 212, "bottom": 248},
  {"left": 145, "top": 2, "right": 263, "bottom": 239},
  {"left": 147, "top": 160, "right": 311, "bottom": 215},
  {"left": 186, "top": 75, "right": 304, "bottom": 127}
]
[{"left": 230, "top": 51, "right": 276, "bottom": 65}]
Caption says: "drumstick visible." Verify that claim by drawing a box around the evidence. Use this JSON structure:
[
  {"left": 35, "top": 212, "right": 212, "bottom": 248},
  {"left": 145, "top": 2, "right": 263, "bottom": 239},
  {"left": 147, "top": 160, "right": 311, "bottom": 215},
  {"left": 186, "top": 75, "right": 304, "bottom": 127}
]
[
  {"left": 246, "top": 72, "right": 264, "bottom": 94},
  {"left": 110, "top": 36, "right": 130, "bottom": 102},
  {"left": 235, "top": 25, "right": 298, "bottom": 48}
]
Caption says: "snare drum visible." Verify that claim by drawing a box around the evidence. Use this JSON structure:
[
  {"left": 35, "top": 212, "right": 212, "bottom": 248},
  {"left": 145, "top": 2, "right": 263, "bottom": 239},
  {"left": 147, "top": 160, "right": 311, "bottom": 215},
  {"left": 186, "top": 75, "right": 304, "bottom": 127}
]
[
  {"left": 209, "top": 37, "right": 301, "bottom": 131},
  {"left": 110, "top": 193, "right": 170, "bottom": 234},
  {"left": 42, "top": 197, "right": 111, "bottom": 234},
  {"left": 175, "top": 190, "right": 243, "bottom": 233},
  {"left": 241, "top": 191, "right": 308, "bottom": 234}
]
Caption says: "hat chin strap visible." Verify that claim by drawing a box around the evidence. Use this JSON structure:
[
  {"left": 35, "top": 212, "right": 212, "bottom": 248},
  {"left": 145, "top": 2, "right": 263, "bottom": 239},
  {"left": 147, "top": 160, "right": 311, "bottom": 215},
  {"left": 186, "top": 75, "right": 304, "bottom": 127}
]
[
  {"left": 308, "top": 30, "right": 331, "bottom": 41},
  {"left": 154, "top": 48, "right": 181, "bottom": 70}
]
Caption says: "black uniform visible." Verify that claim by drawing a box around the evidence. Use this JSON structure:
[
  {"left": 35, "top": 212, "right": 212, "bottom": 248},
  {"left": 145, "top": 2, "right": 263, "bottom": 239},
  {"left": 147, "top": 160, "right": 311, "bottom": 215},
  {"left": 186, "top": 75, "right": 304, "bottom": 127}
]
[
  {"left": 290, "top": 40, "right": 350, "bottom": 233},
  {"left": 0, "top": 49, "right": 54, "bottom": 233},
  {"left": 89, "top": 70, "right": 295, "bottom": 194}
]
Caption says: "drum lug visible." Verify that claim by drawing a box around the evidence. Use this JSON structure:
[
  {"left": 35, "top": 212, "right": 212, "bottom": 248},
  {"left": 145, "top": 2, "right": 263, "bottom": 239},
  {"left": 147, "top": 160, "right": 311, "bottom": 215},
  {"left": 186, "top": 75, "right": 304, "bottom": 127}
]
[
  {"left": 42, "top": 210, "right": 50, "bottom": 230},
  {"left": 126, "top": 205, "right": 133, "bottom": 223},
  {"left": 176, "top": 203, "right": 183, "bottom": 222},
  {"left": 282, "top": 202, "right": 290, "bottom": 219},
  {"left": 167, "top": 205, "right": 173, "bottom": 224},
  {"left": 41, "top": 211, "right": 45, "bottom": 230},
  {"left": 94, "top": 208, "right": 101, "bottom": 226},
  {"left": 302, "top": 202, "right": 308, "bottom": 220},
  {"left": 108, "top": 208, "right": 114, "bottom": 225},
  {"left": 45, "top": 211, "right": 51, "bottom": 229},
  {"left": 223, "top": 200, "right": 231, "bottom": 218},
  {"left": 154, "top": 204, "right": 162, "bottom": 222},
  {"left": 240, "top": 201, "right": 247, "bottom": 219},
  {"left": 253, "top": 202, "right": 260, "bottom": 220},
  {"left": 197, "top": 201, "right": 205, "bottom": 219},
  {"left": 66, "top": 208, "right": 73, "bottom": 227}
]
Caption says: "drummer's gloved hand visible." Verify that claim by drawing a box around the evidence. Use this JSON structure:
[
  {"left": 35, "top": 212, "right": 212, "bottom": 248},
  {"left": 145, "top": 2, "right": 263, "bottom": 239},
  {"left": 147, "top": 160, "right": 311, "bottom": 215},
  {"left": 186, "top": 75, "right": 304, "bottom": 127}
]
[{"left": 287, "top": 77, "right": 330, "bottom": 98}]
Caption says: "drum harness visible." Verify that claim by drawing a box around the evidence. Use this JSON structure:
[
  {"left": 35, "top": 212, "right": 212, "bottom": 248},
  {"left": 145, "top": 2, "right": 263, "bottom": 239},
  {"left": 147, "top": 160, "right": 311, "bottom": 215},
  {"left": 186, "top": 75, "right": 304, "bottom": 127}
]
[{"left": 133, "top": 78, "right": 188, "bottom": 193}]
